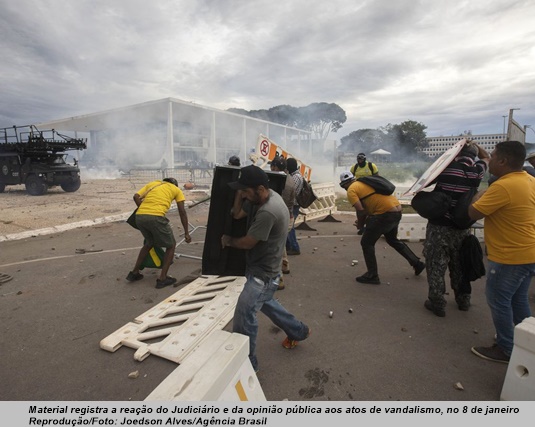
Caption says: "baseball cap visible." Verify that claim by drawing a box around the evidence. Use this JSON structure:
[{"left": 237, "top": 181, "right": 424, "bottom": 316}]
[
  {"left": 228, "top": 165, "right": 269, "bottom": 190},
  {"left": 269, "top": 156, "right": 287, "bottom": 170},
  {"left": 526, "top": 152, "right": 535, "bottom": 161},
  {"left": 339, "top": 171, "right": 355, "bottom": 186}
]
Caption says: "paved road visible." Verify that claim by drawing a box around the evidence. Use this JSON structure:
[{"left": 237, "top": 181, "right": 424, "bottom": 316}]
[{"left": 1, "top": 212, "right": 531, "bottom": 401}]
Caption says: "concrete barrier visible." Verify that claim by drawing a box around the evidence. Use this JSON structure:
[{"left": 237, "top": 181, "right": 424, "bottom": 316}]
[
  {"left": 145, "top": 330, "right": 266, "bottom": 401},
  {"left": 500, "top": 316, "right": 535, "bottom": 401}
]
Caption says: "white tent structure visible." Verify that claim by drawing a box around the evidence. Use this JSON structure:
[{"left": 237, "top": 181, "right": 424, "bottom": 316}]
[
  {"left": 370, "top": 148, "right": 391, "bottom": 163},
  {"left": 35, "top": 97, "right": 312, "bottom": 170},
  {"left": 370, "top": 148, "right": 391, "bottom": 155}
]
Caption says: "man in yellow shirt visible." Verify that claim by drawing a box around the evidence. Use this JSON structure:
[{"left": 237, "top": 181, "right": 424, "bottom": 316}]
[
  {"left": 340, "top": 171, "right": 425, "bottom": 284},
  {"left": 126, "top": 177, "right": 191, "bottom": 289},
  {"left": 469, "top": 141, "right": 535, "bottom": 363}
]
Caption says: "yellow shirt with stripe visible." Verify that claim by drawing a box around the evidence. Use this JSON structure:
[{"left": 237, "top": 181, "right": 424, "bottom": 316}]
[
  {"left": 472, "top": 171, "right": 535, "bottom": 264},
  {"left": 136, "top": 180, "right": 185, "bottom": 217},
  {"left": 346, "top": 181, "right": 400, "bottom": 215}
]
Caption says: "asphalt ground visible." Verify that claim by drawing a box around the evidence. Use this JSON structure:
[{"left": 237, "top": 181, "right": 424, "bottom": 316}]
[{"left": 1, "top": 210, "right": 533, "bottom": 402}]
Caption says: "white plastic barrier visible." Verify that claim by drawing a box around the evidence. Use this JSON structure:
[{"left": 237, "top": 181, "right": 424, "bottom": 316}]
[
  {"left": 100, "top": 275, "right": 245, "bottom": 363},
  {"left": 145, "top": 330, "right": 266, "bottom": 401},
  {"left": 397, "top": 214, "right": 428, "bottom": 242},
  {"left": 500, "top": 316, "right": 535, "bottom": 401}
]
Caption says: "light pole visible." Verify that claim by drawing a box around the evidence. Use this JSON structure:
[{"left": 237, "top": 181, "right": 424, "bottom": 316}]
[
  {"left": 502, "top": 115, "right": 507, "bottom": 137},
  {"left": 507, "top": 108, "right": 521, "bottom": 141}
]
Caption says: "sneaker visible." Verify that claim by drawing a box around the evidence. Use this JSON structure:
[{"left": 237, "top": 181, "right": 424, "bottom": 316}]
[
  {"left": 287, "top": 249, "right": 301, "bottom": 256},
  {"left": 126, "top": 271, "right": 144, "bottom": 282},
  {"left": 424, "top": 299, "right": 446, "bottom": 317},
  {"left": 282, "top": 327, "right": 311, "bottom": 349},
  {"left": 155, "top": 276, "right": 177, "bottom": 289},
  {"left": 282, "top": 261, "right": 290, "bottom": 274},
  {"left": 357, "top": 228, "right": 364, "bottom": 236},
  {"left": 356, "top": 274, "right": 380, "bottom": 285},
  {"left": 413, "top": 261, "right": 425, "bottom": 276},
  {"left": 282, "top": 268, "right": 290, "bottom": 274},
  {"left": 471, "top": 344, "right": 510, "bottom": 364},
  {"left": 277, "top": 278, "right": 285, "bottom": 291}
]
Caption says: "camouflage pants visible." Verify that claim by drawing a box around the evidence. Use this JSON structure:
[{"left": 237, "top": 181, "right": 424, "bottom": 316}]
[{"left": 423, "top": 223, "right": 471, "bottom": 309}]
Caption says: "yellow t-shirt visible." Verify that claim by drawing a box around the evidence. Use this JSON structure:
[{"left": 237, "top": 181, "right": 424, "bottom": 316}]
[
  {"left": 350, "top": 161, "right": 379, "bottom": 178},
  {"left": 136, "top": 181, "right": 185, "bottom": 217},
  {"left": 346, "top": 181, "right": 400, "bottom": 215},
  {"left": 472, "top": 171, "right": 535, "bottom": 264}
]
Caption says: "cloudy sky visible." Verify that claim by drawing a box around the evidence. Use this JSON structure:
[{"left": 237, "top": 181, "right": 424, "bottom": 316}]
[{"left": 1, "top": 0, "right": 535, "bottom": 142}]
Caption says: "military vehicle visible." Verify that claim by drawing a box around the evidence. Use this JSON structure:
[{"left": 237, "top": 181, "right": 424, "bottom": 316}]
[{"left": 0, "top": 125, "right": 87, "bottom": 195}]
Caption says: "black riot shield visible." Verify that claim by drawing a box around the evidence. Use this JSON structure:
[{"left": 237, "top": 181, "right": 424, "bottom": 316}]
[{"left": 201, "top": 166, "right": 287, "bottom": 276}]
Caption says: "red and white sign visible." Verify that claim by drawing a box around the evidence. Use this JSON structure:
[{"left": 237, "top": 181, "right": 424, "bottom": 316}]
[
  {"left": 403, "top": 139, "right": 467, "bottom": 196},
  {"left": 255, "top": 134, "right": 312, "bottom": 180}
]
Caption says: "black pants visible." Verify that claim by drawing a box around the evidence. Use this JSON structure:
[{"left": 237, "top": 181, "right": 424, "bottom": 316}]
[{"left": 361, "top": 211, "right": 420, "bottom": 277}]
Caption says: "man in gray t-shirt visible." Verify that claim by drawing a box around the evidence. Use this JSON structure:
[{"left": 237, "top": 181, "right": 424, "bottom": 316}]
[{"left": 221, "top": 165, "right": 310, "bottom": 373}]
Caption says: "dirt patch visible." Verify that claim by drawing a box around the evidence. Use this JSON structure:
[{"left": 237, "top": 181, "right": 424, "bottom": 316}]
[{"left": 0, "top": 178, "right": 211, "bottom": 236}]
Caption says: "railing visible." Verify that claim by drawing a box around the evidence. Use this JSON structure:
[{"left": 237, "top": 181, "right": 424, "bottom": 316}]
[{"left": 120, "top": 168, "right": 213, "bottom": 188}]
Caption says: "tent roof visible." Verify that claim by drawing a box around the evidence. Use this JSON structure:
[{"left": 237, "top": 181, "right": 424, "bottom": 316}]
[
  {"left": 34, "top": 97, "right": 312, "bottom": 134},
  {"left": 370, "top": 148, "right": 391, "bottom": 155}
]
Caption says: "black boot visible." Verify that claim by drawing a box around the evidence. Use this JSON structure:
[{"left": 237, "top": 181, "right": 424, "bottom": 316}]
[{"left": 396, "top": 243, "right": 425, "bottom": 275}]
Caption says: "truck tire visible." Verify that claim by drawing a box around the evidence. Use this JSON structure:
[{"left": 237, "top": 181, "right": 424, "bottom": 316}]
[
  {"left": 61, "top": 178, "right": 81, "bottom": 192},
  {"left": 25, "top": 175, "right": 48, "bottom": 196}
]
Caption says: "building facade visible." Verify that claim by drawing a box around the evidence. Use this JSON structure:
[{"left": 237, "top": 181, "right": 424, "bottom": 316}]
[{"left": 422, "top": 133, "right": 505, "bottom": 158}]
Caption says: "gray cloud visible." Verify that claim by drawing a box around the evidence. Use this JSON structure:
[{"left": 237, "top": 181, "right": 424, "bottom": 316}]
[{"left": 0, "top": 0, "right": 534, "bottom": 141}]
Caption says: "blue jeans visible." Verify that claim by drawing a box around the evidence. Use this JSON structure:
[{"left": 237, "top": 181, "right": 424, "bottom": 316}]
[
  {"left": 233, "top": 273, "right": 309, "bottom": 371},
  {"left": 485, "top": 261, "right": 535, "bottom": 356},
  {"left": 286, "top": 205, "right": 301, "bottom": 252}
]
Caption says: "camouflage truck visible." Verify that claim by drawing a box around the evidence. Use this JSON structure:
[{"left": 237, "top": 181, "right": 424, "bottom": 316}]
[{"left": 0, "top": 125, "right": 87, "bottom": 195}]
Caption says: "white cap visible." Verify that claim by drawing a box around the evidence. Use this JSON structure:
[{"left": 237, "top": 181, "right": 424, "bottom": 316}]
[{"left": 339, "top": 171, "right": 355, "bottom": 185}]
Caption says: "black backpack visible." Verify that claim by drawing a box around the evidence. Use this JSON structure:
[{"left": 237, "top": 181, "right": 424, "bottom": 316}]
[
  {"left": 357, "top": 175, "right": 395, "bottom": 198},
  {"left": 460, "top": 234, "right": 486, "bottom": 281},
  {"left": 296, "top": 179, "right": 317, "bottom": 208},
  {"left": 451, "top": 187, "right": 478, "bottom": 229},
  {"left": 411, "top": 191, "right": 452, "bottom": 220}
]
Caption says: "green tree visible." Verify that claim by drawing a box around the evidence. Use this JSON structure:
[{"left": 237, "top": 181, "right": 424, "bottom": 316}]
[
  {"left": 297, "top": 102, "right": 347, "bottom": 140},
  {"left": 227, "top": 102, "right": 346, "bottom": 139},
  {"left": 382, "top": 120, "right": 428, "bottom": 154},
  {"left": 267, "top": 105, "right": 299, "bottom": 127},
  {"left": 339, "top": 128, "right": 387, "bottom": 153}
]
